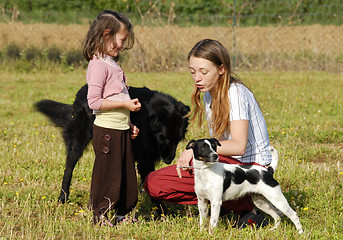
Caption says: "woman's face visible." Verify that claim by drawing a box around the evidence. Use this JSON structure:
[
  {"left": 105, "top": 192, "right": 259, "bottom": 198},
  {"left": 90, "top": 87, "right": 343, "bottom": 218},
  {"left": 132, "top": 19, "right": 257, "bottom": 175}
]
[
  {"left": 189, "top": 56, "right": 224, "bottom": 93},
  {"left": 107, "top": 24, "right": 129, "bottom": 57}
]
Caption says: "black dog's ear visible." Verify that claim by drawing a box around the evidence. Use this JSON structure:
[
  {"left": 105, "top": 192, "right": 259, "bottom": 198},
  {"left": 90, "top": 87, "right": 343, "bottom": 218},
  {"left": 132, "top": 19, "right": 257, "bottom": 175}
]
[
  {"left": 210, "top": 138, "right": 221, "bottom": 146},
  {"left": 176, "top": 101, "right": 190, "bottom": 116},
  {"left": 186, "top": 140, "right": 195, "bottom": 150}
]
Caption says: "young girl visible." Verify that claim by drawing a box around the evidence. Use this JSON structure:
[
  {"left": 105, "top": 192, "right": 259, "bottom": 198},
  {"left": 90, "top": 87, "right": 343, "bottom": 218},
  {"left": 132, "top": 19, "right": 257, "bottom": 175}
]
[
  {"left": 83, "top": 10, "right": 141, "bottom": 226},
  {"left": 144, "top": 39, "right": 272, "bottom": 228}
]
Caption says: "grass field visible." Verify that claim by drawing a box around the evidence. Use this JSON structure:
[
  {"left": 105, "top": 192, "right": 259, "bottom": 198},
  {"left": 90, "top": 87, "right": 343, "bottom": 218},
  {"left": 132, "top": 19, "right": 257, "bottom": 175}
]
[{"left": 0, "top": 68, "right": 342, "bottom": 239}]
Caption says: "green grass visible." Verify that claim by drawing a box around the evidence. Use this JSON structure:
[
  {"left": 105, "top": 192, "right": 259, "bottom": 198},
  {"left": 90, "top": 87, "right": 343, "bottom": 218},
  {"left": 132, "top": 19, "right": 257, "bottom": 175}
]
[{"left": 0, "top": 69, "right": 342, "bottom": 239}]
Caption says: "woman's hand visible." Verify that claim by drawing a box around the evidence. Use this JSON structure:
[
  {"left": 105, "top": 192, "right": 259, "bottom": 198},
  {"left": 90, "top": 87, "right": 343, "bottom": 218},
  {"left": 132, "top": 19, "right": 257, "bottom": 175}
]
[{"left": 176, "top": 149, "right": 193, "bottom": 178}]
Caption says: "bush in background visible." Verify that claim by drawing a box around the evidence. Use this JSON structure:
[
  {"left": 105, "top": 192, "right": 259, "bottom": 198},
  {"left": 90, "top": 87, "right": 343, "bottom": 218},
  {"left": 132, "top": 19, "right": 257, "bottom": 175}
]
[
  {"left": 6, "top": 43, "right": 21, "bottom": 59},
  {"left": 0, "top": 43, "right": 87, "bottom": 71}
]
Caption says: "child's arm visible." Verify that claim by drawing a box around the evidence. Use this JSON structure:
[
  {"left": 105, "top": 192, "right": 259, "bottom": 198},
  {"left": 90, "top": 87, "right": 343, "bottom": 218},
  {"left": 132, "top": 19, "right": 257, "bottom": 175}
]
[{"left": 99, "top": 98, "right": 141, "bottom": 112}]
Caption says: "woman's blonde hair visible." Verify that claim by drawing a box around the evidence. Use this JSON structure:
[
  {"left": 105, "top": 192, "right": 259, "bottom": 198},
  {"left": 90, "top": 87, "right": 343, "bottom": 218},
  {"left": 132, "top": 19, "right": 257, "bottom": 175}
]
[
  {"left": 82, "top": 10, "right": 134, "bottom": 62},
  {"left": 187, "top": 39, "right": 246, "bottom": 139}
]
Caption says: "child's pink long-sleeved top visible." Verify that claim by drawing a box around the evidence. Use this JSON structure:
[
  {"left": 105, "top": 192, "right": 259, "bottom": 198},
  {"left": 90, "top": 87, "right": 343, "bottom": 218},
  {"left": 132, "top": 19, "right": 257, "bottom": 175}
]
[
  {"left": 86, "top": 55, "right": 128, "bottom": 111},
  {"left": 86, "top": 55, "right": 131, "bottom": 130}
]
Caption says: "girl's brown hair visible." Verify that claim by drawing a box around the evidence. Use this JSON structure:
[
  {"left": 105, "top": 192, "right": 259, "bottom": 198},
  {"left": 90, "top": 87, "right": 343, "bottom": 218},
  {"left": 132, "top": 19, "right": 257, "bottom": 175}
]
[
  {"left": 82, "top": 10, "right": 134, "bottom": 62},
  {"left": 187, "top": 39, "right": 247, "bottom": 139}
]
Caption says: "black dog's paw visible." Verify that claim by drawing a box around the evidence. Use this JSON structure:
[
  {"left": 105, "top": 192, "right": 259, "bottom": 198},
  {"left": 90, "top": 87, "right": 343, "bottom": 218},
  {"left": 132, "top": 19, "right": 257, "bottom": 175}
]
[{"left": 58, "top": 191, "right": 68, "bottom": 204}]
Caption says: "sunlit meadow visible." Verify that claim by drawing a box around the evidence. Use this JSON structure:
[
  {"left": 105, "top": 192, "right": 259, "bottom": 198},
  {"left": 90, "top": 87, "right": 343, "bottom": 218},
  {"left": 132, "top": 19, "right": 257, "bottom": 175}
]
[{"left": 0, "top": 69, "right": 342, "bottom": 239}]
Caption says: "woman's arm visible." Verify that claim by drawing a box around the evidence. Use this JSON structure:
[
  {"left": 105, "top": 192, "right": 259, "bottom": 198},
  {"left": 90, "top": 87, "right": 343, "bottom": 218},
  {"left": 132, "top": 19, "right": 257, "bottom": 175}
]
[
  {"left": 217, "top": 119, "right": 249, "bottom": 156},
  {"left": 176, "top": 119, "right": 249, "bottom": 178}
]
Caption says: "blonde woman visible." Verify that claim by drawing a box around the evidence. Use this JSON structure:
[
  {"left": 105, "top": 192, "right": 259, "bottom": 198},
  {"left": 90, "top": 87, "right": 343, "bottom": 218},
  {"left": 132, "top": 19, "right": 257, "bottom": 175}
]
[{"left": 144, "top": 39, "right": 272, "bottom": 228}]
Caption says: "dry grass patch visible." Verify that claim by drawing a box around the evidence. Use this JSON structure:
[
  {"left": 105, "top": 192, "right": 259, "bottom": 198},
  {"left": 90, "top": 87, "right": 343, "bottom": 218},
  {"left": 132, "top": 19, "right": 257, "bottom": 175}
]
[{"left": 1, "top": 23, "right": 342, "bottom": 71}]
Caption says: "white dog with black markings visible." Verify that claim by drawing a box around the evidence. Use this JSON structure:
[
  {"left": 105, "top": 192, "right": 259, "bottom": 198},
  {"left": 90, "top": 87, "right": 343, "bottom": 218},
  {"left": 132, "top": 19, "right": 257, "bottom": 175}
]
[{"left": 186, "top": 138, "right": 303, "bottom": 234}]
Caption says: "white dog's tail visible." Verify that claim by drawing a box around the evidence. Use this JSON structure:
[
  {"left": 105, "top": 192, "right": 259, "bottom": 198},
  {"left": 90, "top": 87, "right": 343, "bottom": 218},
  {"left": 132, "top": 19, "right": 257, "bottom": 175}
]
[{"left": 268, "top": 146, "right": 279, "bottom": 172}]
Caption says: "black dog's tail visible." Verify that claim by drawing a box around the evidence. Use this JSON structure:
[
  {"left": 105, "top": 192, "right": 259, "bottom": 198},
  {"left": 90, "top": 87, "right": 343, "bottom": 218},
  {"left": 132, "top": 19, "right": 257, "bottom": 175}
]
[{"left": 35, "top": 100, "right": 72, "bottom": 128}]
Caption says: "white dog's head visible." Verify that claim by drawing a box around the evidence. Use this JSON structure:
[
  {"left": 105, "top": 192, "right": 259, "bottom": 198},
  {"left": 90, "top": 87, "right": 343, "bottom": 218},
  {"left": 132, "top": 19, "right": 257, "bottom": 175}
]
[{"left": 186, "top": 138, "right": 221, "bottom": 163}]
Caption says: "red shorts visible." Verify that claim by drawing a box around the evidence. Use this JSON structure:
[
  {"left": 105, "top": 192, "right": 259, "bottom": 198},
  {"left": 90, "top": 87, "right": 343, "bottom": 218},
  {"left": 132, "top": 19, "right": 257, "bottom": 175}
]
[{"left": 144, "top": 155, "right": 263, "bottom": 213}]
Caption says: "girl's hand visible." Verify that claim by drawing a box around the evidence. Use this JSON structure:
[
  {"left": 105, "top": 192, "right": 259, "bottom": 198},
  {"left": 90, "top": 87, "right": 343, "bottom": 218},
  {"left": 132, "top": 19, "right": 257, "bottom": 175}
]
[
  {"left": 176, "top": 149, "right": 193, "bottom": 178},
  {"left": 126, "top": 98, "right": 141, "bottom": 112},
  {"left": 130, "top": 123, "right": 139, "bottom": 139}
]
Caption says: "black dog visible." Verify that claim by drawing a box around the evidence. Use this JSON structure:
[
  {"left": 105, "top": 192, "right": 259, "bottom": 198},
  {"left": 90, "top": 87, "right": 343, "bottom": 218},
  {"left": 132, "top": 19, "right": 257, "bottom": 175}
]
[{"left": 35, "top": 84, "right": 190, "bottom": 203}]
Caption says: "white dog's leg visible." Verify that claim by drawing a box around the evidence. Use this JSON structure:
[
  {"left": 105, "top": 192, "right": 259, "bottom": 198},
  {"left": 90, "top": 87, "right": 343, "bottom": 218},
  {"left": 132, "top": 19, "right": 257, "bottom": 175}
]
[
  {"left": 251, "top": 194, "right": 282, "bottom": 230},
  {"left": 261, "top": 188, "right": 304, "bottom": 234},
  {"left": 197, "top": 197, "right": 208, "bottom": 229},
  {"left": 209, "top": 200, "right": 222, "bottom": 234}
]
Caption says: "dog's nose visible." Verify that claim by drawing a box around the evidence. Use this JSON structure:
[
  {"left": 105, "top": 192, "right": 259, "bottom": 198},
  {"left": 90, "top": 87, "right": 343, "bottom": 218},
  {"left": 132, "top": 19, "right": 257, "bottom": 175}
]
[{"left": 214, "top": 154, "right": 218, "bottom": 160}]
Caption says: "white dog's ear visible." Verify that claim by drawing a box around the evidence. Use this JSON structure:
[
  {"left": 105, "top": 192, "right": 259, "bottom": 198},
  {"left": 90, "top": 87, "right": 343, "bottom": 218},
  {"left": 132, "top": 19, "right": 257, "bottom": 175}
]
[
  {"left": 211, "top": 138, "right": 221, "bottom": 146},
  {"left": 186, "top": 140, "right": 195, "bottom": 150}
]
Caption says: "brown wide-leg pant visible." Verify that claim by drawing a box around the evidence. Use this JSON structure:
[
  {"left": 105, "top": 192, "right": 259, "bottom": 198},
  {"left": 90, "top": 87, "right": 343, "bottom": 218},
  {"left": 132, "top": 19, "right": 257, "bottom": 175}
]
[{"left": 90, "top": 125, "right": 138, "bottom": 223}]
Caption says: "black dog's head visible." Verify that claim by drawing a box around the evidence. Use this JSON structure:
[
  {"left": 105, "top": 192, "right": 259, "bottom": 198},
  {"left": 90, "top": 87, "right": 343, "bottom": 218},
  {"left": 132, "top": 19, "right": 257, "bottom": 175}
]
[
  {"left": 129, "top": 86, "right": 190, "bottom": 165},
  {"left": 148, "top": 94, "right": 190, "bottom": 164},
  {"left": 186, "top": 138, "right": 221, "bottom": 163}
]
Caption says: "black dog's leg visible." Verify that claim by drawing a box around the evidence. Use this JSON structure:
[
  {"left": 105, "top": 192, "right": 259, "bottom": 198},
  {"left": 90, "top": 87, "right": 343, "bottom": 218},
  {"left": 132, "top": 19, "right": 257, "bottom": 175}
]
[
  {"left": 59, "top": 154, "right": 78, "bottom": 203},
  {"left": 137, "top": 162, "right": 155, "bottom": 184},
  {"left": 58, "top": 106, "right": 93, "bottom": 203},
  {"left": 136, "top": 159, "right": 167, "bottom": 215},
  {"left": 58, "top": 141, "right": 89, "bottom": 203}
]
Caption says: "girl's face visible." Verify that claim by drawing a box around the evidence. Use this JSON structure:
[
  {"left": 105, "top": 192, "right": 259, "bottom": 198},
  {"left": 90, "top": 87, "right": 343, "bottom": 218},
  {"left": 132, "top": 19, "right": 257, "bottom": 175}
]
[
  {"left": 189, "top": 56, "right": 224, "bottom": 93},
  {"left": 106, "top": 24, "right": 129, "bottom": 57}
]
